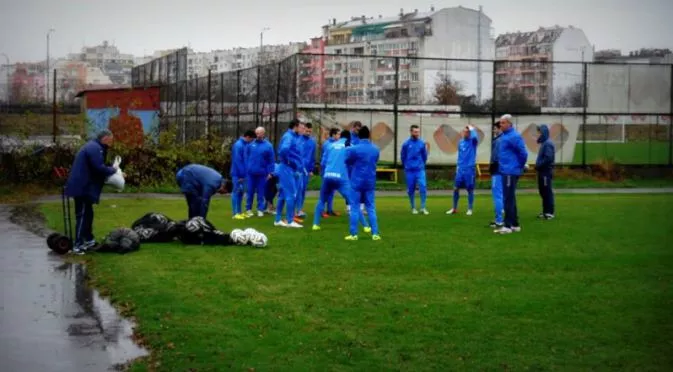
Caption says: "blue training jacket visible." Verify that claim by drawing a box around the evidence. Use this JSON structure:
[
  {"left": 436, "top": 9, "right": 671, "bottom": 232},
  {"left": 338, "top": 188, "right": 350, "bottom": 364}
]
[
  {"left": 322, "top": 138, "right": 349, "bottom": 180},
  {"left": 320, "top": 138, "right": 336, "bottom": 176},
  {"left": 278, "top": 131, "right": 303, "bottom": 172},
  {"left": 65, "top": 139, "right": 117, "bottom": 204},
  {"left": 400, "top": 137, "right": 427, "bottom": 172},
  {"left": 176, "top": 164, "right": 224, "bottom": 197},
  {"left": 535, "top": 124, "right": 555, "bottom": 174},
  {"left": 346, "top": 139, "right": 380, "bottom": 191},
  {"left": 230, "top": 137, "right": 248, "bottom": 179},
  {"left": 350, "top": 130, "right": 360, "bottom": 146},
  {"left": 457, "top": 128, "right": 479, "bottom": 173},
  {"left": 302, "top": 135, "right": 317, "bottom": 173},
  {"left": 246, "top": 138, "right": 275, "bottom": 176},
  {"left": 498, "top": 126, "right": 529, "bottom": 176}
]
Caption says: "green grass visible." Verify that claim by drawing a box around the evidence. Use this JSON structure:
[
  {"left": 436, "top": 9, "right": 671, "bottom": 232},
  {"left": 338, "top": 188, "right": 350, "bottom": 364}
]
[
  {"left": 574, "top": 142, "right": 671, "bottom": 165},
  {"left": 41, "top": 194, "right": 673, "bottom": 371}
]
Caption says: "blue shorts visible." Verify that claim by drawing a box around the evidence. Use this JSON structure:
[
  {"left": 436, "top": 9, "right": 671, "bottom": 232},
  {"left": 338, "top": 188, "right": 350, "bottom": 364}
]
[{"left": 455, "top": 170, "right": 475, "bottom": 189}]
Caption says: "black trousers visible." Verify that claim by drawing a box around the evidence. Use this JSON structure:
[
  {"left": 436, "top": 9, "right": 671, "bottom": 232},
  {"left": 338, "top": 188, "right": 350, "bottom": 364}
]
[
  {"left": 537, "top": 172, "right": 555, "bottom": 215},
  {"left": 185, "top": 193, "right": 207, "bottom": 219},
  {"left": 74, "top": 196, "right": 94, "bottom": 245},
  {"left": 502, "top": 174, "right": 520, "bottom": 228}
]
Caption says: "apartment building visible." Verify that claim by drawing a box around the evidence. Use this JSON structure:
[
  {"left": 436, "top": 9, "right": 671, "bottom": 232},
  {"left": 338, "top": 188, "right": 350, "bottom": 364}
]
[
  {"left": 322, "top": 6, "right": 495, "bottom": 104},
  {"left": 495, "top": 25, "right": 593, "bottom": 107},
  {"left": 298, "top": 37, "right": 326, "bottom": 103}
]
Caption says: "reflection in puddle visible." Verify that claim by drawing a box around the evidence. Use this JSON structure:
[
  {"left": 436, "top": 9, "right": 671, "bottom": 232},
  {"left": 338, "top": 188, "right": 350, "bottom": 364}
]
[{"left": 53, "top": 262, "right": 149, "bottom": 366}]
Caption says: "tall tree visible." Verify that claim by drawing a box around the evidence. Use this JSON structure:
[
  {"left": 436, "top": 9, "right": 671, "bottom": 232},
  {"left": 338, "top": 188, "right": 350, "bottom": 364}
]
[{"left": 432, "top": 72, "right": 464, "bottom": 105}]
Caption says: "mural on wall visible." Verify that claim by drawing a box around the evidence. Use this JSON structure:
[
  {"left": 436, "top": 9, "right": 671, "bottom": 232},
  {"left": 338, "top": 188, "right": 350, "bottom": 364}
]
[
  {"left": 81, "top": 87, "right": 161, "bottom": 147},
  {"left": 297, "top": 109, "right": 582, "bottom": 164}
]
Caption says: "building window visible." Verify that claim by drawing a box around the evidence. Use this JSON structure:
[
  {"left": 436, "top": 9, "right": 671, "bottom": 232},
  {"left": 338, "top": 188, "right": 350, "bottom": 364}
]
[{"left": 411, "top": 72, "right": 419, "bottom": 82}]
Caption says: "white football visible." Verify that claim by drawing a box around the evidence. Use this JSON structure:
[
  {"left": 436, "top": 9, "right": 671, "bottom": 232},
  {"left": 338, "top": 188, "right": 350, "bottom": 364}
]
[
  {"left": 230, "top": 229, "right": 248, "bottom": 245},
  {"left": 249, "top": 232, "right": 268, "bottom": 248}
]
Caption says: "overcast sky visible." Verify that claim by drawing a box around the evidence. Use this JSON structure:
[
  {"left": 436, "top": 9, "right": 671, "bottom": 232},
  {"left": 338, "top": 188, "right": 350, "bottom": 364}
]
[{"left": 1, "top": 0, "right": 672, "bottom": 63}]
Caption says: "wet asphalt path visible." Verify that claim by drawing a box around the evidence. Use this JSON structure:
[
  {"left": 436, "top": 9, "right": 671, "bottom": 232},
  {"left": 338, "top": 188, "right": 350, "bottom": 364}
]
[{"left": 0, "top": 206, "right": 148, "bottom": 371}]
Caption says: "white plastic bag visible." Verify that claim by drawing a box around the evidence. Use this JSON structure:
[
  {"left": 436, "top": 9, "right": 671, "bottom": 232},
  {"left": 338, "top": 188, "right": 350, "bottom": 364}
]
[{"left": 105, "top": 156, "right": 125, "bottom": 191}]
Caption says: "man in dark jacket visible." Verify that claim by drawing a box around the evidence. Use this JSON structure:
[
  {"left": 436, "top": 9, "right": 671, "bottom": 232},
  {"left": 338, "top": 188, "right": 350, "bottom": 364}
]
[
  {"left": 494, "top": 114, "right": 529, "bottom": 234},
  {"left": 535, "top": 124, "right": 555, "bottom": 219},
  {"left": 65, "top": 129, "right": 119, "bottom": 254},
  {"left": 176, "top": 164, "right": 228, "bottom": 220}
]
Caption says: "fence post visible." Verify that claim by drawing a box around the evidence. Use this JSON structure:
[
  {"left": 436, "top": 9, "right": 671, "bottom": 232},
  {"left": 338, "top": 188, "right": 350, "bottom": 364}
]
[
  {"left": 255, "top": 65, "right": 261, "bottom": 126},
  {"left": 669, "top": 64, "right": 673, "bottom": 167},
  {"left": 491, "top": 61, "right": 497, "bottom": 151},
  {"left": 274, "top": 61, "right": 282, "bottom": 149},
  {"left": 51, "top": 69, "right": 57, "bottom": 144},
  {"left": 393, "top": 57, "right": 400, "bottom": 168},
  {"left": 207, "top": 69, "right": 212, "bottom": 147},
  {"left": 220, "top": 72, "right": 224, "bottom": 138},
  {"left": 236, "top": 70, "right": 241, "bottom": 138},
  {"left": 582, "top": 62, "right": 589, "bottom": 168},
  {"left": 292, "top": 55, "right": 298, "bottom": 120}
]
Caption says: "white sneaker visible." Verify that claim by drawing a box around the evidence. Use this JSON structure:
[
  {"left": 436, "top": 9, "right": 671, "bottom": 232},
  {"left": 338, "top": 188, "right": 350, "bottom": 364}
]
[
  {"left": 287, "top": 221, "right": 303, "bottom": 228},
  {"left": 257, "top": 211, "right": 264, "bottom": 217},
  {"left": 494, "top": 226, "right": 512, "bottom": 234},
  {"left": 421, "top": 208, "right": 429, "bottom": 215},
  {"left": 446, "top": 209, "right": 457, "bottom": 215},
  {"left": 412, "top": 209, "right": 419, "bottom": 215},
  {"left": 274, "top": 220, "right": 288, "bottom": 227},
  {"left": 244, "top": 210, "right": 254, "bottom": 218},
  {"left": 466, "top": 209, "right": 473, "bottom": 216},
  {"left": 511, "top": 226, "right": 522, "bottom": 232}
]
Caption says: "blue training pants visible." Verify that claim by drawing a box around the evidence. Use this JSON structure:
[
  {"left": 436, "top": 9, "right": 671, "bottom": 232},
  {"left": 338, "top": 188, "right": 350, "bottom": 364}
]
[
  {"left": 352, "top": 188, "right": 379, "bottom": 235},
  {"left": 405, "top": 169, "right": 427, "bottom": 210},
  {"left": 274, "top": 165, "right": 298, "bottom": 223},
  {"left": 246, "top": 174, "right": 266, "bottom": 212},
  {"left": 491, "top": 174, "right": 503, "bottom": 224},
  {"left": 231, "top": 180, "right": 245, "bottom": 215},
  {"left": 296, "top": 173, "right": 309, "bottom": 213},
  {"left": 313, "top": 177, "right": 359, "bottom": 235}
]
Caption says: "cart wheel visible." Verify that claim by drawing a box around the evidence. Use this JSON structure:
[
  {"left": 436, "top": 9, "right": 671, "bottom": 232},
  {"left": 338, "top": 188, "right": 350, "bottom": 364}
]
[
  {"left": 50, "top": 235, "right": 73, "bottom": 255},
  {"left": 46, "top": 232, "right": 60, "bottom": 250}
]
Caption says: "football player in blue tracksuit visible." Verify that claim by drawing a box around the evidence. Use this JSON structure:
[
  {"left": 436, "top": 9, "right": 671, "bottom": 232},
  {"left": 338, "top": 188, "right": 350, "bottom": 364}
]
[
  {"left": 401, "top": 124, "right": 429, "bottom": 214},
  {"left": 274, "top": 120, "right": 305, "bottom": 228},
  {"left": 320, "top": 128, "right": 341, "bottom": 217},
  {"left": 65, "top": 129, "right": 119, "bottom": 254},
  {"left": 488, "top": 122, "right": 504, "bottom": 228},
  {"left": 494, "top": 114, "right": 529, "bottom": 234},
  {"left": 312, "top": 131, "right": 359, "bottom": 240},
  {"left": 176, "top": 163, "right": 227, "bottom": 220},
  {"left": 296, "top": 122, "right": 316, "bottom": 218},
  {"left": 245, "top": 127, "right": 275, "bottom": 217},
  {"left": 448, "top": 125, "right": 479, "bottom": 216},
  {"left": 345, "top": 126, "right": 381, "bottom": 240},
  {"left": 230, "top": 130, "right": 254, "bottom": 220},
  {"left": 349, "top": 120, "right": 362, "bottom": 146},
  {"left": 535, "top": 124, "right": 556, "bottom": 220}
]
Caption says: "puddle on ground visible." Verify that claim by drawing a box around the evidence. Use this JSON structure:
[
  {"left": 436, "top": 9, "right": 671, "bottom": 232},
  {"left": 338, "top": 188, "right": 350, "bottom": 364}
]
[{"left": 53, "top": 262, "right": 149, "bottom": 367}]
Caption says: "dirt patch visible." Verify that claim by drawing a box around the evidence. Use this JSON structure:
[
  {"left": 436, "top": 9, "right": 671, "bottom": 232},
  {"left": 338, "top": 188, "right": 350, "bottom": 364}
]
[{"left": 9, "top": 204, "right": 52, "bottom": 237}]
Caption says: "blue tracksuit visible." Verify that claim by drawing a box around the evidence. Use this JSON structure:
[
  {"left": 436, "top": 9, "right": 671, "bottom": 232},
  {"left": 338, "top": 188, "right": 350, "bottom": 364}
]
[
  {"left": 350, "top": 130, "right": 360, "bottom": 146},
  {"left": 535, "top": 124, "right": 555, "bottom": 216},
  {"left": 490, "top": 133, "right": 504, "bottom": 225},
  {"left": 321, "top": 138, "right": 337, "bottom": 213},
  {"left": 176, "top": 164, "right": 224, "bottom": 219},
  {"left": 346, "top": 139, "right": 380, "bottom": 235},
  {"left": 65, "top": 139, "right": 117, "bottom": 246},
  {"left": 313, "top": 138, "right": 358, "bottom": 234},
  {"left": 498, "top": 126, "right": 529, "bottom": 228},
  {"left": 297, "top": 134, "right": 316, "bottom": 213},
  {"left": 275, "top": 130, "right": 303, "bottom": 223},
  {"left": 455, "top": 128, "right": 479, "bottom": 189},
  {"left": 230, "top": 137, "right": 249, "bottom": 215},
  {"left": 245, "top": 138, "right": 275, "bottom": 212},
  {"left": 401, "top": 137, "right": 428, "bottom": 210}
]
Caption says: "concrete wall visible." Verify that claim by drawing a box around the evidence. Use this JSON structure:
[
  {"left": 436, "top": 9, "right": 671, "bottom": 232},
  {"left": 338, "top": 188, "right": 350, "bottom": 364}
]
[{"left": 551, "top": 28, "right": 593, "bottom": 105}]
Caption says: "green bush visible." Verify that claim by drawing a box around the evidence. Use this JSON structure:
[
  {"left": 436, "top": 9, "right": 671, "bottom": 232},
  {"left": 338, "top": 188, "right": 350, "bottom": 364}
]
[{"left": 0, "top": 128, "right": 233, "bottom": 187}]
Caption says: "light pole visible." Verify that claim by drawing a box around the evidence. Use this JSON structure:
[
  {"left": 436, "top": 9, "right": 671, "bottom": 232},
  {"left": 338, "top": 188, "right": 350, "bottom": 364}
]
[
  {"left": 46, "top": 28, "right": 55, "bottom": 102},
  {"left": 0, "top": 53, "right": 9, "bottom": 105},
  {"left": 260, "top": 27, "right": 270, "bottom": 65}
]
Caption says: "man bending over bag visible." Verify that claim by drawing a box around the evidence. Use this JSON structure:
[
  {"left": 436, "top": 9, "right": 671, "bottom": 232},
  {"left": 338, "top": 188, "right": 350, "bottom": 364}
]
[{"left": 176, "top": 164, "right": 229, "bottom": 219}]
